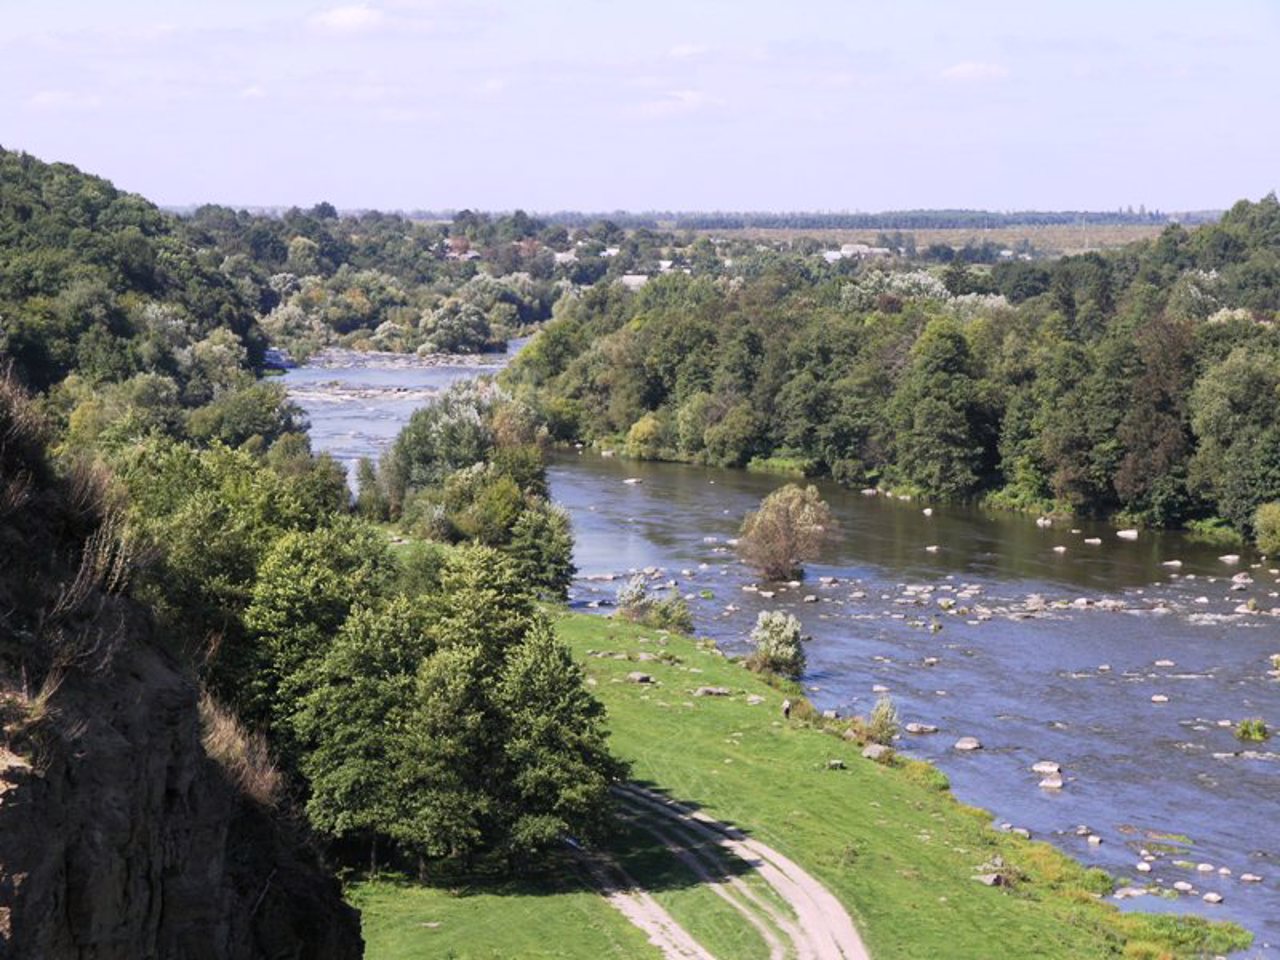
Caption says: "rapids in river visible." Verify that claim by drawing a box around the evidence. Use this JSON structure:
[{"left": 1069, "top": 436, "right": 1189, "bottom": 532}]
[{"left": 285, "top": 349, "right": 1279, "bottom": 953}]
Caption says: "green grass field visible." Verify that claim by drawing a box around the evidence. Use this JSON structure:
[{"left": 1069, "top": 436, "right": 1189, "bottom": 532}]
[{"left": 354, "top": 611, "right": 1251, "bottom": 960}]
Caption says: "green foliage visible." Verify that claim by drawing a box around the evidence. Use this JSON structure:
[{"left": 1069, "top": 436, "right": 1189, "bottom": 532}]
[
  {"left": 509, "top": 200, "right": 1280, "bottom": 537},
  {"left": 624, "top": 412, "right": 664, "bottom": 459},
  {"left": 615, "top": 575, "right": 693, "bottom": 632},
  {"left": 186, "top": 381, "right": 306, "bottom": 449},
  {"left": 866, "top": 696, "right": 900, "bottom": 746},
  {"left": 393, "top": 540, "right": 450, "bottom": 598},
  {"left": 299, "top": 548, "right": 621, "bottom": 864},
  {"left": 1253, "top": 501, "right": 1280, "bottom": 554},
  {"left": 382, "top": 381, "right": 496, "bottom": 512},
  {"left": 495, "top": 621, "right": 626, "bottom": 852},
  {"left": 297, "top": 598, "right": 436, "bottom": 840},
  {"left": 747, "top": 610, "right": 807, "bottom": 679},
  {"left": 1235, "top": 717, "right": 1270, "bottom": 742},
  {"left": 506, "top": 502, "right": 577, "bottom": 600},
  {"left": 243, "top": 518, "right": 395, "bottom": 745},
  {"left": 1189, "top": 346, "right": 1280, "bottom": 532},
  {"left": 738, "top": 484, "right": 835, "bottom": 580},
  {"left": 888, "top": 317, "right": 989, "bottom": 498}
]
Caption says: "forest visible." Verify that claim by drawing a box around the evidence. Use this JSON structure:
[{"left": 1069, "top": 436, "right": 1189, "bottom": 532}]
[{"left": 504, "top": 196, "right": 1280, "bottom": 546}]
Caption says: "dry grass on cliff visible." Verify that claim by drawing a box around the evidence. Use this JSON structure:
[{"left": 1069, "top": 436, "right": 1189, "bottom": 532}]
[{"left": 199, "top": 692, "right": 282, "bottom": 808}]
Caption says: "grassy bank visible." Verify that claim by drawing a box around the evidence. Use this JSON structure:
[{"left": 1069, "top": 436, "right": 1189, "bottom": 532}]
[{"left": 355, "top": 610, "right": 1251, "bottom": 959}]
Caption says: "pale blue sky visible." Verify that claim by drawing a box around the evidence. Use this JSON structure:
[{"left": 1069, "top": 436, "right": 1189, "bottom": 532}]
[{"left": 2, "top": 1, "right": 1277, "bottom": 211}]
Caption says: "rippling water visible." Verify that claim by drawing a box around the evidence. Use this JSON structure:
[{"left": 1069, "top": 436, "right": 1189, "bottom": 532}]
[{"left": 287, "top": 355, "right": 1280, "bottom": 953}]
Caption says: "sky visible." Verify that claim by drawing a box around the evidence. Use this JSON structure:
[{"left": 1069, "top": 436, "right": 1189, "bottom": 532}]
[{"left": 2, "top": 0, "right": 1277, "bottom": 212}]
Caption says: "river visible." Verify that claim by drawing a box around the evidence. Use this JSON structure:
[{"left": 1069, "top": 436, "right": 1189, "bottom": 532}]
[{"left": 285, "top": 350, "right": 1279, "bottom": 953}]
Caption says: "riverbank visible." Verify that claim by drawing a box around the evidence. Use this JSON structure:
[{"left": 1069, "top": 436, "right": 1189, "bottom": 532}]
[{"left": 354, "top": 608, "right": 1250, "bottom": 959}]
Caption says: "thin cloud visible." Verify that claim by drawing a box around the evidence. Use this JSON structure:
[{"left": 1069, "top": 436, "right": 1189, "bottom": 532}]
[
  {"left": 240, "top": 84, "right": 267, "bottom": 100},
  {"left": 940, "top": 61, "right": 1009, "bottom": 82},
  {"left": 639, "top": 89, "right": 718, "bottom": 119},
  {"left": 24, "top": 89, "right": 102, "bottom": 111},
  {"left": 310, "top": 4, "right": 386, "bottom": 33},
  {"left": 667, "top": 43, "right": 708, "bottom": 60}
]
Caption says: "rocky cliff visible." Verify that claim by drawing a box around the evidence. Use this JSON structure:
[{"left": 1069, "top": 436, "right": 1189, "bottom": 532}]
[{"left": 0, "top": 376, "right": 363, "bottom": 959}]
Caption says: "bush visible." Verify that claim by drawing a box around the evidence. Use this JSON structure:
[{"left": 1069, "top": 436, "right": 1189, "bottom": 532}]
[
  {"left": 615, "top": 575, "right": 693, "bottom": 632},
  {"left": 747, "top": 610, "right": 807, "bottom": 679},
  {"left": 1255, "top": 501, "right": 1280, "bottom": 555},
  {"left": 738, "top": 483, "right": 835, "bottom": 580},
  {"left": 1236, "top": 717, "right": 1270, "bottom": 741},
  {"left": 866, "top": 696, "right": 899, "bottom": 746},
  {"left": 625, "top": 413, "right": 664, "bottom": 459}
]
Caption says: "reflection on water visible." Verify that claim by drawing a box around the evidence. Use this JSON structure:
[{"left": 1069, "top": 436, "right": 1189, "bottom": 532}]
[{"left": 289, "top": 357, "right": 1280, "bottom": 953}]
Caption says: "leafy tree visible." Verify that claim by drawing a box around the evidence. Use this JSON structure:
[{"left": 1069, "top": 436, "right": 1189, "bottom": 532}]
[
  {"left": 300, "top": 547, "right": 619, "bottom": 866},
  {"left": 355, "top": 456, "right": 389, "bottom": 520},
  {"left": 1255, "top": 501, "right": 1280, "bottom": 555},
  {"left": 1189, "top": 347, "right": 1280, "bottom": 532},
  {"left": 495, "top": 621, "right": 625, "bottom": 855},
  {"left": 296, "top": 597, "right": 434, "bottom": 866},
  {"left": 506, "top": 502, "right": 577, "bottom": 600},
  {"left": 244, "top": 518, "right": 395, "bottom": 741},
  {"left": 739, "top": 484, "right": 835, "bottom": 580},
  {"left": 382, "top": 382, "right": 496, "bottom": 511},
  {"left": 889, "top": 318, "right": 988, "bottom": 498},
  {"left": 186, "top": 381, "right": 306, "bottom": 448},
  {"left": 625, "top": 412, "right": 664, "bottom": 459}
]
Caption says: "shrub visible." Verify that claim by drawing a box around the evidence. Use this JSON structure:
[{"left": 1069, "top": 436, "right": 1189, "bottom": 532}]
[
  {"left": 625, "top": 413, "right": 664, "bottom": 459},
  {"left": 616, "top": 574, "right": 649, "bottom": 614},
  {"left": 1255, "top": 501, "right": 1280, "bottom": 555},
  {"left": 866, "top": 695, "right": 899, "bottom": 746},
  {"left": 738, "top": 483, "right": 835, "bottom": 580},
  {"left": 1236, "top": 717, "right": 1270, "bottom": 741},
  {"left": 747, "top": 610, "right": 807, "bottom": 679},
  {"left": 615, "top": 575, "right": 692, "bottom": 632}
]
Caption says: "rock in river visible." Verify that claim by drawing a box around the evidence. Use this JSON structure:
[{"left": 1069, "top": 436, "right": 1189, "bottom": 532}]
[
  {"left": 905, "top": 722, "right": 939, "bottom": 734},
  {"left": 954, "top": 736, "right": 982, "bottom": 752}
]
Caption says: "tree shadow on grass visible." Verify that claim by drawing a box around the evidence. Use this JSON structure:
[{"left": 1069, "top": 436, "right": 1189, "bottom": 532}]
[{"left": 362, "top": 780, "right": 759, "bottom": 901}]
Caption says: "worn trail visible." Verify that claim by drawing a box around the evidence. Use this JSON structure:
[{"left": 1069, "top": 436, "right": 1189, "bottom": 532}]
[{"left": 611, "top": 783, "right": 871, "bottom": 960}]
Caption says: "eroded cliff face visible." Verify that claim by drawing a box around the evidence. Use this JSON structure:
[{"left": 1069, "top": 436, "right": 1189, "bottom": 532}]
[
  {"left": 0, "top": 644, "right": 362, "bottom": 960},
  {"left": 0, "top": 378, "right": 363, "bottom": 959}
]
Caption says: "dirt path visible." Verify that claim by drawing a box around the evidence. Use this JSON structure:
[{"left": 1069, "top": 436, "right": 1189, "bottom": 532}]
[
  {"left": 614, "top": 783, "right": 871, "bottom": 960},
  {"left": 616, "top": 795, "right": 792, "bottom": 960},
  {"left": 577, "top": 848, "right": 715, "bottom": 960}
]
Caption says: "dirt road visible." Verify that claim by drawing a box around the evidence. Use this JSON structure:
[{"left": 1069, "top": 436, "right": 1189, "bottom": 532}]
[{"left": 585, "top": 783, "right": 870, "bottom": 960}]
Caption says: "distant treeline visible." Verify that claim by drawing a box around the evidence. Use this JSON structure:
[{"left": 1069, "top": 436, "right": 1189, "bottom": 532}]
[{"left": 165, "top": 207, "right": 1224, "bottom": 232}]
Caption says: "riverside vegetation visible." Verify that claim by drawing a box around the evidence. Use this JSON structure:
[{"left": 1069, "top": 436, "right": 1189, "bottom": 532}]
[
  {"left": 502, "top": 195, "right": 1280, "bottom": 551},
  {"left": 0, "top": 145, "right": 1264, "bottom": 956}
]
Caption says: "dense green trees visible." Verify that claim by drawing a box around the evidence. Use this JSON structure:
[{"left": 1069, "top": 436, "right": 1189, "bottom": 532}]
[
  {"left": 510, "top": 199, "right": 1280, "bottom": 547},
  {"left": 298, "top": 549, "right": 622, "bottom": 866}
]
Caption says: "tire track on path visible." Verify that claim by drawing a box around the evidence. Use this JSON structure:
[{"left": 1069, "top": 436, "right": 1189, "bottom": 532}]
[
  {"left": 616, "top": 794, "right": 792, "bottom": 960},
  {"left": 615, "top": 783, "right": 870, "bottom": 960}
]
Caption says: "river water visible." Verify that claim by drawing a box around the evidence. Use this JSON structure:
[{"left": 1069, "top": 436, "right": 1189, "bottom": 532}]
[{"left": 285, "top": 352, "right": 1280, "bottom": 953}]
